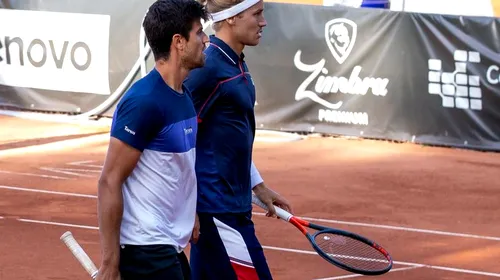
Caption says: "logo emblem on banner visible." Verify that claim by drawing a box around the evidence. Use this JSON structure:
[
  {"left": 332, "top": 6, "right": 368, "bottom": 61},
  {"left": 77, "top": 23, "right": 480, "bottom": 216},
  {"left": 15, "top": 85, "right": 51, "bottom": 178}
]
[
  {"left": 324, "top": 18, "right": 357, "bottom": 65},
  {"left": 293, "top": 17, "right": 389, "bottom": 126},
  {"left": 428, "top": 50, "right": 482, "bottom": 111}
]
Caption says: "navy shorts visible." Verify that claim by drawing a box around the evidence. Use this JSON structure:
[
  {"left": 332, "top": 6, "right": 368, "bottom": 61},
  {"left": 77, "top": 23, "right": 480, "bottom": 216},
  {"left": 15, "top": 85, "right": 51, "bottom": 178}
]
[
  {"left": 119, "top": 244, "right": 190, "bottom": 280},
  {"left": 189, "top": 211, "right": 273, "bottom": 280}
]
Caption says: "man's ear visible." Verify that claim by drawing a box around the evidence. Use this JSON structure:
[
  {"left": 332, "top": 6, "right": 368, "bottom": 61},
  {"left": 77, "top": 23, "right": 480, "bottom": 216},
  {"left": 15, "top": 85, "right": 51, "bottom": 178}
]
[
  {"left": 226, "top": 16, "right": 237, "bottom": 26},
  {"left": 173, "top": 34, "right": 185, "bottom": 51}
]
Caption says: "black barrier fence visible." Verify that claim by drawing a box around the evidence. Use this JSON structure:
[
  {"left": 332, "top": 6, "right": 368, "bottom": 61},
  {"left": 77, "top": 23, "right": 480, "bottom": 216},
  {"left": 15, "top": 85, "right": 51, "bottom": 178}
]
[
  {"left": 246, "top": 4, "right": 500, "bottom": 151},
  {"left": 0, "top": 3, "right": 499, "bottom": 151}
]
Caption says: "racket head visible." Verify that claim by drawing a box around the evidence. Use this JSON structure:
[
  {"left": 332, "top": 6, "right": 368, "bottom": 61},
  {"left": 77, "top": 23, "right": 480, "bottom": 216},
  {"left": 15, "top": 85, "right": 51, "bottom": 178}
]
[{"left": 308, "top": 228, "right": 392, "bottom": 275}]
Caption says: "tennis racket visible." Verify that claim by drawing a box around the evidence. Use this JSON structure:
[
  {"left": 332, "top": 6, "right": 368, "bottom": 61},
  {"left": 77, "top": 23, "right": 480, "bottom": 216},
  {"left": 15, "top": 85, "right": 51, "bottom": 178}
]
[
  {"left": 251, "top": 194, "right": 393, "bottom": 275},
  {"left": 60, "top": 231, "right": 99, "bottom": 279}
]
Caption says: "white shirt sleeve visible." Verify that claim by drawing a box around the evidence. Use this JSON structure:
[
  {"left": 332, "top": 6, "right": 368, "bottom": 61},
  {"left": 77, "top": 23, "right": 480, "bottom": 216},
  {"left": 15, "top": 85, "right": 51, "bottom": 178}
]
[{"left": 250, "top": 161, "right": 263, "bottom": 188}]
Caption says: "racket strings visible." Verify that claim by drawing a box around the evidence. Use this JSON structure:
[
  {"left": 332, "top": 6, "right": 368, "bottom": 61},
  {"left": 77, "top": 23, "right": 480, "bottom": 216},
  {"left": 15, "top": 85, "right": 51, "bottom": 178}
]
[{"left": 314, "top": 232, "right": 390, "bottom": 271}]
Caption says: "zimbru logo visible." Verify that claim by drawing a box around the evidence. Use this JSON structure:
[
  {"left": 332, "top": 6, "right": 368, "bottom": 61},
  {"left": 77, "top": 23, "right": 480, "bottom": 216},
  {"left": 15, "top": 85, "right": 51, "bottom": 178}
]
[
  {"left": 293, "top": 18, "right": 389, "bottom": 126},
  {"left": 428, "top": 50, "right": 482, "bottom": 110},
  {"left": 0, "top": 36, "right": 91, "bottom": 71}
]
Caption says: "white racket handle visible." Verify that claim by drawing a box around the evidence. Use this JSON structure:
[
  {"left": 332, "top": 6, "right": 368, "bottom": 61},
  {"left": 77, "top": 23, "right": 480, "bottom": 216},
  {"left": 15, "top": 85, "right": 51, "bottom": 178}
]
[
  {"left": 60, "top": 231, "right": 99, "bottom": 279},
  {"left": 251, "top": 194, "right": 293, "bottom": 221}
]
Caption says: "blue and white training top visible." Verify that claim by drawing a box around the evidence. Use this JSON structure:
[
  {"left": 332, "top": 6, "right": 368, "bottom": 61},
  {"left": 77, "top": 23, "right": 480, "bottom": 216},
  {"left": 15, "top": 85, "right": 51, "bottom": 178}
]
[
  {"left": 110, "top": 67, "right": 198, "bottom": 253},
  {"left": 184, "top": 35, "right": 262, "bottom": 214}
]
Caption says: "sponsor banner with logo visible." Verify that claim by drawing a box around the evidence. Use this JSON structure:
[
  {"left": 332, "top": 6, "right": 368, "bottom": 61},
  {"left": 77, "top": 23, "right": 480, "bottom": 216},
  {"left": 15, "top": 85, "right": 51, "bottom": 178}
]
[
  {"left": 0, "top": 0, "right": 156, "bottom": 114},
  {"left": 248, "top": 4, "right": 407, "bottom": 138},
  {"left": 246, "top": 3, "right": 500, "bottom": 151},
  {"left": 0, "top": 2, "right": 499, "bottom": 150},
  {"left": 0, "top": 9, "right": 110, "bottom": 95},
  {"left": 404, "top": 13, "right": 500, "bottom": 150}
]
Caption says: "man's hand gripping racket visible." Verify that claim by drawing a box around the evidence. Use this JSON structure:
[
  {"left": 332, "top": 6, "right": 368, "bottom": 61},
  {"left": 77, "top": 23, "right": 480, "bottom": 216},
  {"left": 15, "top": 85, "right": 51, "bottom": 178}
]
[{"left": 252, "top": 194, "right": 393, "bottom": 275}]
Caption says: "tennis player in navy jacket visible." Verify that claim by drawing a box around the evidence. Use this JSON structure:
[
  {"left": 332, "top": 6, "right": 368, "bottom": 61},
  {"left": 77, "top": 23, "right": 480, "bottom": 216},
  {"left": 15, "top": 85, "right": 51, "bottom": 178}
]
[{"left": 184, "top": 0, "right": 294, "bottom": 279}]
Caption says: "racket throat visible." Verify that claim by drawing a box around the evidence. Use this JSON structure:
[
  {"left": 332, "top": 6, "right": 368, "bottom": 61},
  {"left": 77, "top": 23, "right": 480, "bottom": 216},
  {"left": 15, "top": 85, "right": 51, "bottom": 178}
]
[{"left": 290, "top": 217, "right": 308, "bottom": 235}]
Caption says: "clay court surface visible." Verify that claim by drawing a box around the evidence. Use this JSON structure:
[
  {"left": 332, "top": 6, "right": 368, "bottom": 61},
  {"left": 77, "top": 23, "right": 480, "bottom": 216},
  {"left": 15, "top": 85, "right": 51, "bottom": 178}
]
[{"left": 1, "top": 115, "right": 500, "bottom": 279}]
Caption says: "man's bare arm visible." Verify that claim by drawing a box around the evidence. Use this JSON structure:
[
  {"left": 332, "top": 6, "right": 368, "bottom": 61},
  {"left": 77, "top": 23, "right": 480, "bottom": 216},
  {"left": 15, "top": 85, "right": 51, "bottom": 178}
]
[{"left": 97, "top": 137, "right": 142, "bottom": 268}]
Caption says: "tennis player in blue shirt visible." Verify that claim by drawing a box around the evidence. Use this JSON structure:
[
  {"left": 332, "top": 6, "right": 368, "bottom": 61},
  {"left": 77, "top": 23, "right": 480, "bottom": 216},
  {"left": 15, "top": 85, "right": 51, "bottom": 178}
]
[
  {"left": 96, "top": 1, "right": 209, "bottom": 279},
  {"left": 184, "top": 0, "right": 293, "bottom": 279}
]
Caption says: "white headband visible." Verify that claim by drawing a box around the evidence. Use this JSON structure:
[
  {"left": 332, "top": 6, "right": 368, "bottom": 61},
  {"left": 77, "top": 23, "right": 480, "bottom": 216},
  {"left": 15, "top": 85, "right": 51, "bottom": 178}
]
[{"left": 210, "top": 0, "right": 260, "bottom": 22}]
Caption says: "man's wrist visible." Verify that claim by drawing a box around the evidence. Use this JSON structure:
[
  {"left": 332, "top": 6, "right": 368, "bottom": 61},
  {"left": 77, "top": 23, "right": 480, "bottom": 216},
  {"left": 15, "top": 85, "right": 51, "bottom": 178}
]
[
  {"left": 101, "top": 248, "right": 120, "bottom": 266},
  {"left": 252, "top": 181, "right": 264, "bottom": 189},
  {"left": 252, "top": 182, "right": 266, "bottom": 192}
]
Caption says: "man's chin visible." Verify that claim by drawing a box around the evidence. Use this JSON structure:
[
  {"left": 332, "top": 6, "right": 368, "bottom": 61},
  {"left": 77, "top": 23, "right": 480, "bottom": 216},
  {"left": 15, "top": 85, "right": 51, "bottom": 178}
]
[
  {"left": 189, "top": 60, "right": 205, "bottom": 70},
  {"left": 245, "top": 39, "right": 260, "bottom": 47},
  {"left": 197, "top": 58, "right": 206, "bottom": 67}
]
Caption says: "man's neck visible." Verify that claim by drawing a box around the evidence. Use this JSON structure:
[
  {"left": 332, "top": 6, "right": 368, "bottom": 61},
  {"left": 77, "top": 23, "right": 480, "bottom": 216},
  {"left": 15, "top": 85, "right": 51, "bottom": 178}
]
[
  {"left": 215, "top": 31, "right": 244, "bottom": 57},
  {"left": 155, "top": 59, "right": 188, "bottom": 93}
]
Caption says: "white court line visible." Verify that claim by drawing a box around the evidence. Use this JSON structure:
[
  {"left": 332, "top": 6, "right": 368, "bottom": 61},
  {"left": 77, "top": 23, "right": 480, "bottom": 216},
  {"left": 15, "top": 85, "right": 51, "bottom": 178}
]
[
  {"left": 67, "top": 160, "right": 103, "bottom": 168},
  {"left": 2, "top": 217, "right": 499, "bottom": 278},
  {"left": 252, "top": 212, "right": 500, "bottom": 242},
  {"left": 260, "top": 246, "right": 500, "bottom": 278},
  {"left": 394, "top": 260, "right": 500, "bottom": 277},
  {"left": 0, "top": 170, "right": 71, "bottom": 180},
  {"left": 17, "top": 218, "right": 99, "bottom": 230},
  {"left": 43, "top": 167, "right": 101, "bottom": 173},
  {"left": 0, "top": 185, "right": 97, "bottom": 198},
  {"left": 67, "top": 160, "right": 94, "bottom": 165},
  {"left": 314, "top": 266, "right": 422, "bottom": 280},
  {"left": 0, "top": 133, "right": 109, "bottom": 158},
  {"left": 39, "top": 167, "right": 95, "bottom": 178},
  {"left": 0, "top": 109, "right": 112, "bottom": 126},
  {"left": 2, "top": 184, "right": 500, "bottom": 242}
]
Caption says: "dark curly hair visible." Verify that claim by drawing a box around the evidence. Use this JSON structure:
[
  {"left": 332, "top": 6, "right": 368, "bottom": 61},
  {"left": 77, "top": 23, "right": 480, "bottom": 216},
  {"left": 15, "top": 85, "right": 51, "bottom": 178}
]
[{"left": 143, "top": 0, "right": 209, "bottom": 61}]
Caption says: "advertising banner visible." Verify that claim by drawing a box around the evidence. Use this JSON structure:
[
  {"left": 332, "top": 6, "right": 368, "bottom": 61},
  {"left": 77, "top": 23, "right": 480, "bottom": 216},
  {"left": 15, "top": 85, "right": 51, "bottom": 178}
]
[
  {"left": 246, "top": 4, "right": 500, "bottom": 150},
  {"left": 1, "top": 2, "right": 499, "bottom": 150},
  {"left": 0, "top": 0, "right": 155, "bottom": 114}
]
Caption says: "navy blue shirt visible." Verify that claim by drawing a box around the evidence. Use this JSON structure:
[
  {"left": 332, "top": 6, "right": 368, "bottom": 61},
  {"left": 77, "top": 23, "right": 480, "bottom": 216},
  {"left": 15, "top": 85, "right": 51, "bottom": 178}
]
[
  {"left": 110, "top": 68, "right": 199, "bottom": 251},
  {"left": 184, "top": 35, "right": 257, "bottom": 213},
  {"left": 111, "top": 68, "right": 197, "bottom": 153}
]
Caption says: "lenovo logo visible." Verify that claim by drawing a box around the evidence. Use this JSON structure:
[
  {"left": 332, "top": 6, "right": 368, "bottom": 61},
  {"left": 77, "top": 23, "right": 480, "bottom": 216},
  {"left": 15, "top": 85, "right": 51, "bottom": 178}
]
[
  {"left": 0, "top": 9, "right": 111, "bottom": 95},
  {"left": 0, "top": 37, "right": 91, "bottom": 71}
]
